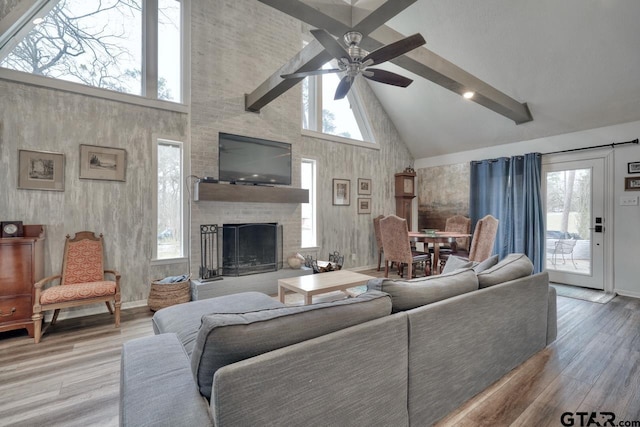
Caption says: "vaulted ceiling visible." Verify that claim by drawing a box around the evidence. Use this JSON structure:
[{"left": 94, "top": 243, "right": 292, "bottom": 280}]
[{"left": 254, "top": 0, "right": 640, "bottom": 159}]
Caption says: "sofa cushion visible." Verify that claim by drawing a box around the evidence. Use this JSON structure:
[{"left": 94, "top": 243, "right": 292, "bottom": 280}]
[
  {"left": 476, "top": 253, "right": 534, "bottom": 288},
  {"left": 367, "top": 268, "right": 478, "bottom": 312},
  {"left": 152, "top": 292, "right": 286, "bottom": 356},
  {"left": 191, "top": 290, "right": 392, "bottom": 400}
]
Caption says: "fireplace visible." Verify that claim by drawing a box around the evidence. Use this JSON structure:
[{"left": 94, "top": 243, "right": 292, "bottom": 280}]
[{"left": 221, "top": 223, "right": 282, "bottom": 276}]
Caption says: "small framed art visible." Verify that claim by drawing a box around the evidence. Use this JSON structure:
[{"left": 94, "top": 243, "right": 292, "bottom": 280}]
[
  {"left": 18, "top": 149, "right": 65, "bottom": 191},
  {"left": 358, "top": 178, "right": 371, "bottom": 195},
  {"left": 332, "top": 179, "right": 350, "bottom": 206},
  {"left": 628, "top": 162, "right": 640, "bottom": 174},
  {"left": 357, "top": 198, "right": 371, "bottom": 214},
  {"left": 79, "top": 144, "right": 126, "bottom": 181},
  {"left": 624, "top": 177, "right": 640, "bottom": 191}
]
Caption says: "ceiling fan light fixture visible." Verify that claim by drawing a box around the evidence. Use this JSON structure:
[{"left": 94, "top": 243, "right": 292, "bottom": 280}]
[{"left": 463, "top": 91, "right": 475, "bottom": 99}]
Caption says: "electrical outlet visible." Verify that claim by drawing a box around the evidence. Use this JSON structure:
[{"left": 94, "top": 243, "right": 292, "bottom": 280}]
[
  {"left": 351, "top": 253, "right": 357, "bottom": 261},
  {"left": 620, "top": 195, "right": 639, "bottom": 206}
]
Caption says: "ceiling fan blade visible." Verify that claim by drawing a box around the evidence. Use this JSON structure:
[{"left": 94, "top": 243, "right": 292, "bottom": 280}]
[
  {"left": 334, "top": 75, "right": 354, "bottom": 100},
  {"left": 310, "top": 29, "right": 352, "bottom": 63},
  {"left": 363, "top": 68, "right": 413, "bottom": 87},
  {"left": 281, "top": 68, "right": 341, "bottom": 79},
  {"left": 362, "top": 33, "right": 426, "bottom": 65}
]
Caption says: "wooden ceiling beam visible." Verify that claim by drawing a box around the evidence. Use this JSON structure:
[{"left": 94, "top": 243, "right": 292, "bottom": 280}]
[{"left": 247, "top": 0, "right": 532, "bottom": 124}]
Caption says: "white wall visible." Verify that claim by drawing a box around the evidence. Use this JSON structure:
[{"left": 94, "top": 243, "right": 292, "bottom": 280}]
[{"left": 415, "top": 120, "right": 640, "bottom": 297}]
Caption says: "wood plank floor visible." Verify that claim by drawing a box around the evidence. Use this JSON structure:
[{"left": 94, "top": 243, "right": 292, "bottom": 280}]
[{"left": 0, "top": 279, "right": 639, "bottom": 426}]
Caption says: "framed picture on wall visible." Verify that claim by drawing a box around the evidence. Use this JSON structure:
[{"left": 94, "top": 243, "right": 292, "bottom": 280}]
[
  {"left": 357, "top": 198, "right": 371, "bottom": 214},
  {"left": 79, "top": 144, "right": 126, "bottom": 181},
  {"left": 624, "top": 177, "right": 640, "bottom": 191},
  {"left": 628, "top": 162, "right": 640, "bottom": 174},
  {"left": 18, "top": 149, "right": 65, "bottom": 191},
  {"left": 332, "top": 179, "right": 350, "bottom": 206},
  {"left": 358, "top": 178, "right": 371, "bottom": 195}
]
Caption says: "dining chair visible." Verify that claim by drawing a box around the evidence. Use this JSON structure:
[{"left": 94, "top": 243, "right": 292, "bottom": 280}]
[
  {"left": 379, "top": 215, "right": 429, "bottom": 278},
  {"left": 467, "top": 214, "right": 500, "bottom": 262},
  {"left": 436, "top": 215, "right": 471, "bottom": 272},
  {"left": 373, "top": 215, "right": 385, "bottom": 271},
  {"left": 32, "top": 231, "right": 121, "bottom": 343}
]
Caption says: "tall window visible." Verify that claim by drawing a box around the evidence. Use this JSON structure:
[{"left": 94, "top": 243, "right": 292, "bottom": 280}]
[
  {"left": 301, "top": 158, "right": 317, "bottom": 248},
  {"left": 302, "top": 62, "right": 374, "bottom": 142},
  {"left": 156, "top": 139, "right": 184, "bottom": 260},
  {"left": 0, "top": 0, "right": 184, "bottom": 103}
]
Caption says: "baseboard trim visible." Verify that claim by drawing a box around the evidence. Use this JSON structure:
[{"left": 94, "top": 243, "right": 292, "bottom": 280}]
[{"left": 614, "top": 289, "right": 640, "bottom": 299}]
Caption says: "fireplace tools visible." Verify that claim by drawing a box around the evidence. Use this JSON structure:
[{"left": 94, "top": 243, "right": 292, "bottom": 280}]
[{"left": 199, "top": 224, "right": 222, "bottom": 281}]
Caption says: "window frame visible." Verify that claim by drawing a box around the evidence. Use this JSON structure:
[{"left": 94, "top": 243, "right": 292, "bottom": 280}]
[
  {"left": 152, "top": 136, "right": 189, "bottom": 264},
  {"left": 301, "top": 157, "right": 318, "bottom": 249},
  {"left": 302, "top": 60, "right": 376, "bottom": 146},
  {"left": 0, "top": 0, "right": 189, "bottom": 109}
]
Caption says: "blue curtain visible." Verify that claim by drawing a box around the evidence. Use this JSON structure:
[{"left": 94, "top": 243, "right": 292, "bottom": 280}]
[{"left": 469, "top": 153, "right": 545, "bottom": 272}]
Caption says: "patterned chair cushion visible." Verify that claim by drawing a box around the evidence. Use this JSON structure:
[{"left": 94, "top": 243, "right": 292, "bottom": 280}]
[
  {"left": 63, "top": 239, "right": 105, "bottom": 285},
  {"left": 40, "top": 281, "right": 116, "bottom": 304}
]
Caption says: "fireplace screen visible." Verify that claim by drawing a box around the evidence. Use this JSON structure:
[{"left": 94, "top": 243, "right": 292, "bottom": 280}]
[{"left": 221, "top": 223, "right": 282, "bottom": 276}]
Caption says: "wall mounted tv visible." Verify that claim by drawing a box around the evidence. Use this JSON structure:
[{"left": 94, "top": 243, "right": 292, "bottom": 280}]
[{"left": 218, "top": 133, "right": 292, "bottom": 185}]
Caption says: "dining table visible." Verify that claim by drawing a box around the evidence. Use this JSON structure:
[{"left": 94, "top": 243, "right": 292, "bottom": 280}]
[{"left": 408, "top": 231, "right": 472, "bottom": 275}]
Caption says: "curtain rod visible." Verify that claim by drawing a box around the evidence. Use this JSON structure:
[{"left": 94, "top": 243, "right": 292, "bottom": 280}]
[{"left": 543, "top": 138, "right": 638, "bottom": 155}]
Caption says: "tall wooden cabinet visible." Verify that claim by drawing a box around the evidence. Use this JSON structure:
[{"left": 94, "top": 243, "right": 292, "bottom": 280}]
[
  {"left": 0, "top": 225, "right": 45, "bottom": 337},
  {"left": 394, "top": 172, "right": 416, "bottom": 228}
]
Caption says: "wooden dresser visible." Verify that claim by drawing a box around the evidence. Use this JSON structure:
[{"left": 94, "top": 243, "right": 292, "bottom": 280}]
[{"left": 0, "top": 225, "right": 45, "bottom": 337}]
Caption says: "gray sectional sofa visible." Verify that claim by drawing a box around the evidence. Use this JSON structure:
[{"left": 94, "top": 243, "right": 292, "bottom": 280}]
[{"left": 120, "top": 253, "right": 557, "bottom": 426}]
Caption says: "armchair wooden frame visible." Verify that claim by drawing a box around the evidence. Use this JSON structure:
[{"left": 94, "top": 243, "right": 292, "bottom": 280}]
[{"left": 32, "top": 232, "right": 121, "bottom": 344}]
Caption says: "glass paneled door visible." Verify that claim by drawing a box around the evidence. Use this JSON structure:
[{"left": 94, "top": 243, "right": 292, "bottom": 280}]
[{"left": 542, "top": 158, "right": 606, "bottom": 289}]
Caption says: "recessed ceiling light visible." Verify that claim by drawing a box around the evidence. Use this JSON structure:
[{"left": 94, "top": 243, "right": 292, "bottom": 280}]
[
  {"left": 32, "top": 17, "right": 44, "bottom": 25},
  {"left": 463, "top": 91, "right": 475, "bottom": 99}
]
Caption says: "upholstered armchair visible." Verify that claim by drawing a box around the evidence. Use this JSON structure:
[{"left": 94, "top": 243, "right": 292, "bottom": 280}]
[
  {"left": 379, "top": 215, "right": 429, "bottom": 278},
  {"left": 32, "top": 231, "right": 121, "bottom": 343}
]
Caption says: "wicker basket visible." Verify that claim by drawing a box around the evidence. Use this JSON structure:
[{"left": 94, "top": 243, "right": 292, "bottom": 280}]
[{"left": 147, "top": 275, "right": 191, "bottom": 311}]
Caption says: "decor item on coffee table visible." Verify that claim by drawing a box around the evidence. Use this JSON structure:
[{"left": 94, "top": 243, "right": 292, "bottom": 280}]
[
  {"left": 32, "top": 231, "right": 120, "bottom": 343},
  {"left": 147, "top": 274, "right": 192, "bottom": 311}
]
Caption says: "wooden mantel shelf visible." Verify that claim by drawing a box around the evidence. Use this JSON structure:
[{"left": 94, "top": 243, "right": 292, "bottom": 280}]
[{"left": 194, "top": 182, "right": 309, "bottom": 203}]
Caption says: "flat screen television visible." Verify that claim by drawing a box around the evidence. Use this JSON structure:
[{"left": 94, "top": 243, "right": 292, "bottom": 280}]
[{"left": 218, "top": 132, "right": 292, "bottom": 185}]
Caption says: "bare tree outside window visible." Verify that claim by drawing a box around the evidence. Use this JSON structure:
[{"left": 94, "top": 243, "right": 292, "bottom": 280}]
[
  {"left": 1, "top": 0, "right": 181, "bottom": 100},
  {"left": 157, "top": 142, "right": 183, "bottom": 259}
]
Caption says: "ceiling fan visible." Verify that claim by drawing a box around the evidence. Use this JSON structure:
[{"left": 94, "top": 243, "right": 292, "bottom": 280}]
[{"left": 281, "top": 28, "right": 426, "bottom": 100}]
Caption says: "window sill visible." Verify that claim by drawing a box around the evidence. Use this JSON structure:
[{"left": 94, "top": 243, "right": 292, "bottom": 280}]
[
  {"left": 0, "top": 68, "right": 189, "bottom": 114},
  {"left": 301, "top": 129, "right": 380, "bottom": 151},
  {"left": 151, "top": 257, "right": 189, "bottom": 266}
]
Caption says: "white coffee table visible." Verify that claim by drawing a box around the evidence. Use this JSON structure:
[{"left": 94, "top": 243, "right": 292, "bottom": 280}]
[{"left": 278, "top": 270, "right": 375, "bottom": 305}]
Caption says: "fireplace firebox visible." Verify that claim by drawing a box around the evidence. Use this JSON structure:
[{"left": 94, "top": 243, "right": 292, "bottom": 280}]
[{"left": 221, "top": 223, "right": 282, "bottom": 276}]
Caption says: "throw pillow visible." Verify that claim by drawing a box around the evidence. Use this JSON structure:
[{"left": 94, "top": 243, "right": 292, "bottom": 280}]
[
  {"left": 476, "top": 253, "right": 534, "bottom": 288},
  {"left": 441, "top": 255, "right": 476, "bottom": 275},
  {"left": 472, "top": 254, "right": 499, "bottom": 274}
]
